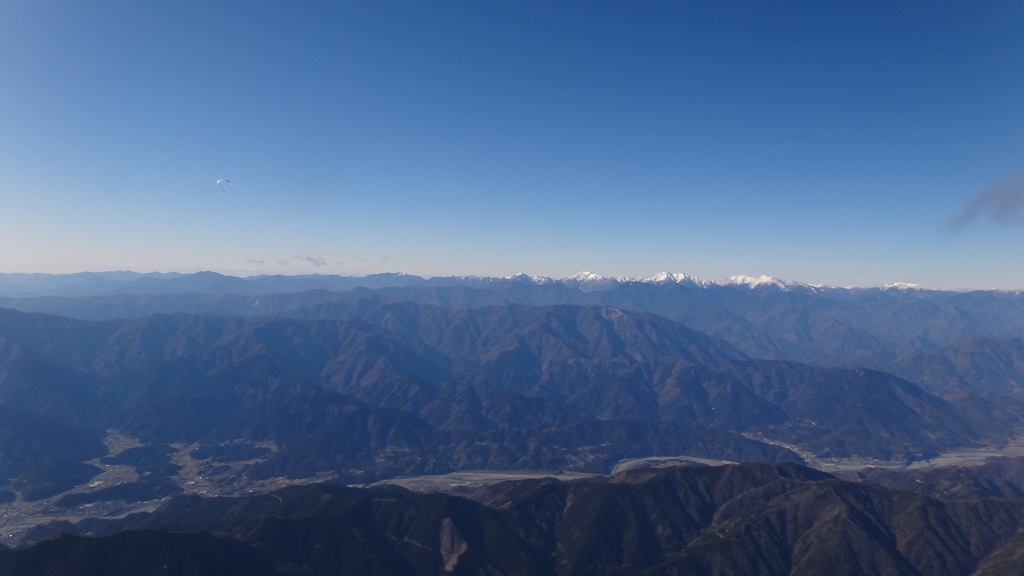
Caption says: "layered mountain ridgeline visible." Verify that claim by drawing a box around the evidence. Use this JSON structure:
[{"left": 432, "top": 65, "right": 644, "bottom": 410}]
[
  {"left": 885, "top": 337, "right": 1024, "bottom": 398},
  {"left": 2, "top": 273, "right": 1024, "bottom": 571},
  {"left": 0, "top": 301, "right": 1015, "bottom": 507},
  {"left": 7, "top": 462, "right": 1024, "bottom": 576},
  {"left": 4, "top": 271, "right": 1024, "bottom": 370}
]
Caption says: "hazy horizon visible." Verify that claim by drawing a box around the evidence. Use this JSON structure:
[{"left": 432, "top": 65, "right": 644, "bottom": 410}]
[
  {"left": 0, "top": 267, "right": 1009, "bottom": 292},
  {"left": 3, "top": 2, "right": 1023, "bottom": 290}
]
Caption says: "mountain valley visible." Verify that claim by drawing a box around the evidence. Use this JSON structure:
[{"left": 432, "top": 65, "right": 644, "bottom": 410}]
[{"left": 1, "top": 271, "right": 1024, "bottom": 574}]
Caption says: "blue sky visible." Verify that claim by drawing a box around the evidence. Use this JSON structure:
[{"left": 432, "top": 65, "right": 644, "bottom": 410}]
[{"left": 2, "top": 1, "right": 1022, "bottom": 289}]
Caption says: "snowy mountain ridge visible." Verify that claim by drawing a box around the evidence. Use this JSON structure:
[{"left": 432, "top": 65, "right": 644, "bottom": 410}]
[
  {"left": 508, "top": 271, "right": 817, "bottom": 292},
  {"left": 0, "top": 270, "right": 951, "bottom": 298}
]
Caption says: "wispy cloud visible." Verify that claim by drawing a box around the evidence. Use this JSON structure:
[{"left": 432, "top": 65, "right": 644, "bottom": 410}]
[
  {"left": 294, "top": 255, "right": 326, "bottom": 267},
  {"left": 950, "top": 173, "right": 1024, "bottom": 229},
  {"left": 245, "top": 257, "right": 266, "bottom": 265}
]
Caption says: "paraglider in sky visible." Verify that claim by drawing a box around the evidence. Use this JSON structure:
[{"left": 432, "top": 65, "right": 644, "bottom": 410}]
[{"left": 216, "top": 178, "right": 231, "bottom": 191}]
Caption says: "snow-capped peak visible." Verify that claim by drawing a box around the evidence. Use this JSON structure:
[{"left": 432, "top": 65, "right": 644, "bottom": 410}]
[
  {"left": 507, "top": 273, "right": 553, "bottom": 284},
  {"left": 566, "top": 271, "right": 613, "bottom": 283},
  {"left": 719, "top": 275, "right": 803, "bottom": 290},
  {"left": 637, "top": 272, "right": 710, "bottom": 287},
  {"left": 558, "top": 271, "right": 622, "bottom": 292},
  {"left": 881, "top": 282, "right": 924, "bottom": 291}
]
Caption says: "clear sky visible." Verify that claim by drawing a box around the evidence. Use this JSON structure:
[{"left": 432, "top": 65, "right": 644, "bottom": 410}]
[{"left": 2, "top": 1, "right": 1023, "bottom": 289}]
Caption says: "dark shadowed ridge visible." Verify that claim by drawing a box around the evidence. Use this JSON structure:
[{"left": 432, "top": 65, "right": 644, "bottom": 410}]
[{"left": 7, "top": 463, "right": 1024, "bottom": 576}]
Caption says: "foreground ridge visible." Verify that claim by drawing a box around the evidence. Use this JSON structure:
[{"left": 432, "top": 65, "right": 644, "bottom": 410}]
[{"left": 5, "top": 462, "right": 1024, "bottom": 576}]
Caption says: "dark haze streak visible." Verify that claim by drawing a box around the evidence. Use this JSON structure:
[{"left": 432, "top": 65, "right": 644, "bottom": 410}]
[{"left": 950, "top": 173, "right": 1024, "bottom": 229}]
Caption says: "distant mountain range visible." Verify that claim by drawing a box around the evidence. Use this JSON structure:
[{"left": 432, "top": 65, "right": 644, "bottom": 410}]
[
  {"left": 4, "top": 271, "right": 1024, "bottom": 368},
  {"left": 0, "top": 270, "right": 961, "bottom": 299},
  {"left": 2, "top": 271, "right": 1024, "bottom": 573}
]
